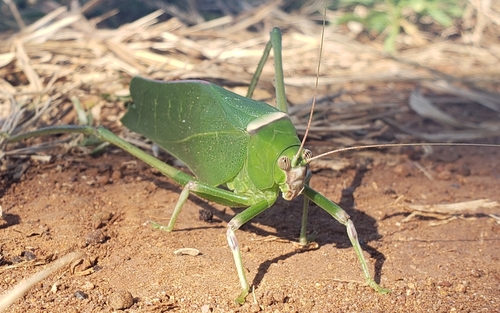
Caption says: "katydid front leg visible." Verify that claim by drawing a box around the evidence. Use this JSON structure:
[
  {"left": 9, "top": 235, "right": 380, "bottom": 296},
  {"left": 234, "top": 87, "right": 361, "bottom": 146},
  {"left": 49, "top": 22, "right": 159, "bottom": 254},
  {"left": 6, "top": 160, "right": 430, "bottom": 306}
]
[
  {"left": 299, "top": 171, "right": 312, "bottom": 246},
  {"left": 302, "top": 185, "right": 390, "bottom": 294},
  {"left": 226, "top": 199, "right": 276, "bottom": 304}
]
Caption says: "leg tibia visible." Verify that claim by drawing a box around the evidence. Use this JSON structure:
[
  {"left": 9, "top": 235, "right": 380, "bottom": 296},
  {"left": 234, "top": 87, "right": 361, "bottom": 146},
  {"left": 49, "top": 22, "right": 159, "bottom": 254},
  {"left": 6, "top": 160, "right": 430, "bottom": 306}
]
[
  {"left": 227, "top": 226, "right": 249, "bottom": 304},
  {"left": 153, "top": 181, "right": 194, "bottom": 232},
  {"left": 226, "top": 199, "right": 274, "bottom": 304},
  {"left": 299, "top": 196, "right": 309, "bottom": 245}
]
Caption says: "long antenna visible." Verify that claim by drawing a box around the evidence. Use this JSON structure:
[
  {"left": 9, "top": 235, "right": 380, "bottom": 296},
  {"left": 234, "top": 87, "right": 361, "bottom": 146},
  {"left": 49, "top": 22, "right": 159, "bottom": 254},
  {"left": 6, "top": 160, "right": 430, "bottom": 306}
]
[
  {"left": 294, "top": 3, "right": 327, "bottom": 162},
  {"left": 307, "top": 142, "right": 500, "bottom": 163}
]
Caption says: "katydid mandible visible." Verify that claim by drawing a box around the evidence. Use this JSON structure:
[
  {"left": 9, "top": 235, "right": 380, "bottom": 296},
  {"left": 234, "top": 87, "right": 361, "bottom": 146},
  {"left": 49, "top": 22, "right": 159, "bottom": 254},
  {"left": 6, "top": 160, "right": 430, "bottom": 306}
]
[{"left": 6, "top": 28, "right": 390, "bottom": 303}]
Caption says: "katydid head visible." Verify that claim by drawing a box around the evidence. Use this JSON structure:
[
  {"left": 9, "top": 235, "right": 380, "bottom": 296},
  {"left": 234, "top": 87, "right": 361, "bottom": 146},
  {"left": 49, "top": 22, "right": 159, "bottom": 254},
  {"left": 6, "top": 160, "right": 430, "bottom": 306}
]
[{"left": 276, "top": 147, "right": 312, "bottom": 200}]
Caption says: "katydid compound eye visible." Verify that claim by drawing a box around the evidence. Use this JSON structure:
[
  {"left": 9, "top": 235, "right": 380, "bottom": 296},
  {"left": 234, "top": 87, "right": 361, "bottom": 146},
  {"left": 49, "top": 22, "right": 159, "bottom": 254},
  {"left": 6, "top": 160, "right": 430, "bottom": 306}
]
[
  {"left": 302, "top": 149, "right": 312, "bottom": 162},
  {"left": 278, "top": 156, "right": 291, "bottom": 171}
]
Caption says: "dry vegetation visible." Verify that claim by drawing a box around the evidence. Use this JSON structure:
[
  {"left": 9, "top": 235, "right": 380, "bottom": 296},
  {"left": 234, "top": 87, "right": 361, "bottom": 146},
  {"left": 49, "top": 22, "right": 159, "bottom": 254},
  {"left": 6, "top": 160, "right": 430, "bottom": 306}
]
[
  {"left": 1, "top": 0, "right": 500, "bottom": 311},
  {"left": 1, "top": 0, "right": 500, "bottom": 149}
]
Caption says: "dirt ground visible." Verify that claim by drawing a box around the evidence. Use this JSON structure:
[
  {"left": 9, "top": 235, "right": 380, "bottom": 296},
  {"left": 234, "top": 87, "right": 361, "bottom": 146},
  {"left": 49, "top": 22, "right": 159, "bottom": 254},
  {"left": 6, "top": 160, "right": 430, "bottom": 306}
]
[
  {"left": 1, "top": 135, "right": 499, "bottom": 312},
  {"left": 1, "top": 0, "right": 500, "bottom": 311}
]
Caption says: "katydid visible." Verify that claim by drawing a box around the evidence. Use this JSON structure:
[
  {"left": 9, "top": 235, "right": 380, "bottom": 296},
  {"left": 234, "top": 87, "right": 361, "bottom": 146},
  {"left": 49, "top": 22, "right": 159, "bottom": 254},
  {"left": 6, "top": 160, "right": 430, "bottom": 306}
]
[{"left": 4, "top": 28, "right": 393, "bottom": 304}]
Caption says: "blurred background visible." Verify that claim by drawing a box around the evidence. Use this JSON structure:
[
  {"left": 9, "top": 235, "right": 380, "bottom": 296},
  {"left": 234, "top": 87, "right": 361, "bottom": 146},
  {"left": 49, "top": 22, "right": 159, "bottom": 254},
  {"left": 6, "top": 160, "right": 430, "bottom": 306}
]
[{"left": 1, "top": 0, "right": 499, "bottom": 149}]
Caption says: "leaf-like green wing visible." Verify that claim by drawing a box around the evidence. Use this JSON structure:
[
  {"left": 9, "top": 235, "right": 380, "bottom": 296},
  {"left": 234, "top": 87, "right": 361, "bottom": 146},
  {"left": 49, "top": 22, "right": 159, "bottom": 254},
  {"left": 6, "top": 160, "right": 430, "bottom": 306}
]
[{"left": 124, "top": 77, "right": 280, "bottom": 187}]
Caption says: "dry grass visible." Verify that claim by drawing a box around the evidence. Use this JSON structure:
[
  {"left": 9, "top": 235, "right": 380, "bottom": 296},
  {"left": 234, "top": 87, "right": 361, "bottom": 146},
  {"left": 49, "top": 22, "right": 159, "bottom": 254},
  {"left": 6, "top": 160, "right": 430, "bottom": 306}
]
[{"left": 0, "top": 0, "right": 500, "bottom": 158}]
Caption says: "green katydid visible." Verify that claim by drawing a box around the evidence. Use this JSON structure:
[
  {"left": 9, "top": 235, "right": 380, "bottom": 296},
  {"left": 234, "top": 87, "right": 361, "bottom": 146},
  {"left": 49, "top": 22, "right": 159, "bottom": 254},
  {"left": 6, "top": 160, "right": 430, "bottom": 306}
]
[{"left": 5, "top": 27, "right": 393, "bottom": 304}]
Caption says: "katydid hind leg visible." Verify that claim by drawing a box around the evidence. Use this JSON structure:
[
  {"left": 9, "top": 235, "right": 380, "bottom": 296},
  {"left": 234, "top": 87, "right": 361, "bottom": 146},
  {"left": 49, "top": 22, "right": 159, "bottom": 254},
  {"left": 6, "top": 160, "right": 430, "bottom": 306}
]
[
  {"left": 6, "top": 126, "right": 261, "bottom": 231},
  {"left": 6, "top": 125, "right": 195, "bottom": 187},
  {"left": 302, "top": 185, "right": 390, "bottom": 294}
]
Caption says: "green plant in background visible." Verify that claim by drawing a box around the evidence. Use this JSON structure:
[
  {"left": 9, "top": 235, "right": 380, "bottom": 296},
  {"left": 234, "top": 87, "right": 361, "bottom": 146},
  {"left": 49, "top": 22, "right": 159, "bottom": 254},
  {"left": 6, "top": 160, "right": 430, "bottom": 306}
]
[{"left": 335, "top": 0, "right": 464, "bottom": 52}]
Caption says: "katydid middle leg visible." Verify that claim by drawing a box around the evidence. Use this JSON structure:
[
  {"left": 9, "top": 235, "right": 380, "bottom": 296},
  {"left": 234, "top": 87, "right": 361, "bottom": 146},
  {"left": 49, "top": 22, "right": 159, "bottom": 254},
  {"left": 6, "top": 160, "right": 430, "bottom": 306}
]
[{"left": 152, "top": 179, "right": 256, "bottom": 231}]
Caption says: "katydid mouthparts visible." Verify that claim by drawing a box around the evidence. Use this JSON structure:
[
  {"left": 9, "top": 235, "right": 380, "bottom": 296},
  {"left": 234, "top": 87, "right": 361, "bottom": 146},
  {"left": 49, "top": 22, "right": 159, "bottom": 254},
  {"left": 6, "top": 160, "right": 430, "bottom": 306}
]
[{"left": 5, "top": 28, "right": 391, "bottom": 304}]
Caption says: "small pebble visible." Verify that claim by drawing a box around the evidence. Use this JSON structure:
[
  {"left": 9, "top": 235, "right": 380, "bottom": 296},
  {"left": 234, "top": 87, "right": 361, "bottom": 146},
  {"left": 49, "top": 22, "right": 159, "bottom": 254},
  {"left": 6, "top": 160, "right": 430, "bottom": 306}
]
[
  {"left": 434, "top": 150, "right": 460, "bottom": 163},
  {"left": 74, "top": 290, "right": 88, "bottom": 300},
  {"left": 98, "top": 164, "right": 112, "bottom": 173},
  {"left": 22, "top": 250, "right": 37, "bottom": 261},
  {"left": 201, "top": 304, "right": 212, "bottom": 313},
  {"left": 173, "top": 248, "right": 200, "bottom": 256},
  {"left": 455, "top": 284, "right": 466, "bottom": 293},
  {"left": 401, "top": 146, "right": 422, "bottom": 160},
  {"left": 150, "top": 167, "right": 161, "bottom": 175},
  {"left": 144, "top": 182, "right": 157, "bottom": 193},
  {"left": 96, "top": 175, "right": 110, "bottom": 185},
  {"left": 471, "top": 268, "right": 483, "bottom": 278},
  {"left": 393, "top": 164, "right": 410, "bottom": 177},
  {"left": 92, "top": 211, "right": 113, "bottom": 229},
  {"left": 70, "top": 257, "right": 94, "bottom": 274},
  {"left": 437, "top": 170, "right": 452, "bottom": 180},
  {"left": 85, "top": 229, "right": 107, "bottom": 245},
  {"left": 81, "top": 281, "right": 95, "bottom": 290},
  {"left": 261, "top": 291, "right": 274, "bottom": 306},
  {"left": 437, "top": 281, "right": 451, "bottom": 287},
  {"left": 198, "top": 209, "right": 213, "bottom": 222},
  {"left": 250, "top": 303, "right": 261, "bottom": 312},
  {"left": 111, "top": 170, "right": 122, "bottom": 180},
  {"left": 108, "top": 290, "right": 134, "bottom": 310},
  {"left": 85, "top": 168, "right": 99, "bottom": 177},
  {"left": 272, "top": 290, "right": 286, "bottom": 303},
  {"left": 11, "top": 256, "right": 23, "bottom": 264},
  {"left": 50, "top": 282, "right": 59, "bottom": 293},
  {"left": 458, "top": 164, "right": 471, "bottom": 176}
]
